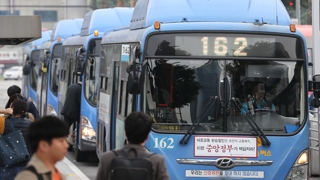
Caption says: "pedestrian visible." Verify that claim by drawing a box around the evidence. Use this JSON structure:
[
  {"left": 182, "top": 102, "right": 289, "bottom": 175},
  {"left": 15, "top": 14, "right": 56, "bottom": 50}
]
[
  {"left": 61, "top": 80, "right": 82, "bottom": 128},
  {"left": 14, "top": 116, "right": 69, "bottom": 180},
  {"left": 5, "top": 93, "right": 35, "bottom": 122},
  {"left": 96, "top": 112, "right": 169, "bottom": 180},
  {"left": 0, "top": 99, "right": 32, "bottom": 180},
  {"left": 6, "top": 85, "right": 39, "bottom": 120}
]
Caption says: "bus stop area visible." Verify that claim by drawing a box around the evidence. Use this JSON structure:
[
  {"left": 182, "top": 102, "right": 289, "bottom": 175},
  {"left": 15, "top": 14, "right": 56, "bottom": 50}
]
[{"left": 56, "top": 157, "right": 90, "bottom": 180}]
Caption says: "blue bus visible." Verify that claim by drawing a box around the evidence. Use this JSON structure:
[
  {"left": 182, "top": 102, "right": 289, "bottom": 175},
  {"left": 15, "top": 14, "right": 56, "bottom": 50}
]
[
  {"left": 58, "top": 8, "right": 133, "bottom": 161},
  {"left": 22, "top": 30, "right": 51, "bottom": 106},
  {"left": 37, "top": 19, "right": 83, "bottom": 116},
  {"left": 97, "top": 0, "right": 309, "bottom": 179}
]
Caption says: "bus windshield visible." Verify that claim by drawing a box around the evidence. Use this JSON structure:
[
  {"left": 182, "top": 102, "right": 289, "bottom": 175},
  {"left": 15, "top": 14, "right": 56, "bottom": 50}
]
[{"left": 144, "top": 34, "right": 306, "bottom": 135}]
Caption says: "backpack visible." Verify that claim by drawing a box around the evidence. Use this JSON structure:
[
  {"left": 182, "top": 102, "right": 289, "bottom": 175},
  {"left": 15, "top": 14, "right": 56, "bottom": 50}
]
[{"left": 109, "top": 148, "right": 155, "bottom": 180}]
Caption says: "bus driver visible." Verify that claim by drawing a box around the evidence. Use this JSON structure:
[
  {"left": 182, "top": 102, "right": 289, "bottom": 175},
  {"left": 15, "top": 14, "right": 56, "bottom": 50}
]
[{"left": 240, "top": 82, "right": 275, "bottom": 115}]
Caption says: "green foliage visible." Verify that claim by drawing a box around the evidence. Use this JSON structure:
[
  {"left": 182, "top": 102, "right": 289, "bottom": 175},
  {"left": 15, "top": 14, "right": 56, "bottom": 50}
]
[
  {"left": 91, "top": 0, "right": 132, "bottom": 8},
  {"left": 281, "top": 0, "right": 310, "bottom": 24}
]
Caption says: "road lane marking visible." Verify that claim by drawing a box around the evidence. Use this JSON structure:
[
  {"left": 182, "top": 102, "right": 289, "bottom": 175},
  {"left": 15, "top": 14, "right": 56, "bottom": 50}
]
[{"left": 57, "top": 157, "right": 90, "bottom": 180}]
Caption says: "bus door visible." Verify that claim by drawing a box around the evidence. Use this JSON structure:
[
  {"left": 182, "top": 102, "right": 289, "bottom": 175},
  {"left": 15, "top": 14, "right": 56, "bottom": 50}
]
[
  {"left": 110, "top": 61, "right": 120, "bottom": 150},
  {"left": 29, "top": 50, "right": 40, "bottom": 104},
  {"left": 43, "top": 44, "right": 62, "bottom": 116},
  {"left": 111, "top": 44, "right": 134, "bottom": 150},
  {"left": 38, "top": 48, "right": 49, "bottom": 116},
  {"left": 22, "top": 55, "right": 30, "bottom": 98},
  {"left": 58, "top": 46, "right": 79, "bottom": 119}
]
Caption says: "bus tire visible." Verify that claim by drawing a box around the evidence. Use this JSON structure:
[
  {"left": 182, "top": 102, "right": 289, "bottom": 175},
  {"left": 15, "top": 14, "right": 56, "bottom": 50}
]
[{"left": 75, "top": 146, "right": 89, "bottom": 162}]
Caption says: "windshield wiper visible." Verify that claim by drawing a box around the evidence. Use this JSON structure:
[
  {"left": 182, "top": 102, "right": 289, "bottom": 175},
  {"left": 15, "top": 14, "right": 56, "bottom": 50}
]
[
  {"left": 231, "top": 97, "right": 271, "bottom": 146},
  {"left": 180, "top": 96, "right": 219, "bottom": 145}
]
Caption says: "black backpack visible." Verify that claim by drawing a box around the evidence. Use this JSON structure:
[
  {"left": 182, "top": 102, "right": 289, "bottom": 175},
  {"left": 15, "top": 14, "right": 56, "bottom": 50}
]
[{"left": 109, "top": 148, "right": 155, "bottom": 180}]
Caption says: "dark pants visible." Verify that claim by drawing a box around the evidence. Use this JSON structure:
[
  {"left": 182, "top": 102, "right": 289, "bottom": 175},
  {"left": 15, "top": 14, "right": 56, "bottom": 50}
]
[
  {"left": 63, "top": 116, "right": 80, "bottom": 143},
  {"left": 63, "top": 116, "right": 76, "bottom": 129}
]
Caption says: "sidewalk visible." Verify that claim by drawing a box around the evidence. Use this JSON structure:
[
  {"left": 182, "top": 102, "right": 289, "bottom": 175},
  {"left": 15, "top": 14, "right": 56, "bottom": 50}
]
[{"left": 56, "top": 157, "right": 90, "bottom": 180}]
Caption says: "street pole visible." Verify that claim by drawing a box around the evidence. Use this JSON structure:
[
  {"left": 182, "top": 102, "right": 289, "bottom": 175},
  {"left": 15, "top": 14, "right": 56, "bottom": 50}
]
[
  {"left": 296, "top": 0, "right": 301, "bottom": 24},
  {"left": 312, "top": 0, "right": 320, "bottom": 175},
  {"left": 64, "top": 0, "right": 68, "bottom": 20}
]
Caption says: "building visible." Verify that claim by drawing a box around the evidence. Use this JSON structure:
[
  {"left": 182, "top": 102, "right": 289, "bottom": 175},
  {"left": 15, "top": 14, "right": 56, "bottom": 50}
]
[
  {"left": 0, "top": 0, "right": 90, "bottom": 68},
  {"left": 0, "top": 0, "right": 90, "bottom": 30}
]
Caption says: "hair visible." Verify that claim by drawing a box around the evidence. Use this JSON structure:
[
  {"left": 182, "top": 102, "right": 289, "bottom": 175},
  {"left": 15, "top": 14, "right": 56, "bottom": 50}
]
[
  {"left": 7, "top": 85, "right": 21, "bottom": 97},
  {"left": 5, "top": 93, "right": 24, "bottom": 109},
  {"left": 251, "top": 82, "right": 265, "bottom": 94},
  {"left": 27, "top": 116, "right": 69, "bottom": 153},
  {"left": 125, "top": 112, "right": 152, "bottom": 144},
  {"left": 11, "top": 99, "right": 27, "bottom": 117}
]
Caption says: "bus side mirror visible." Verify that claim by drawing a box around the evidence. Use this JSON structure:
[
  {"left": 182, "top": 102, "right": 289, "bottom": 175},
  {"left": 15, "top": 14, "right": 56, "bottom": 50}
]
[
  {"left": 127, "top": 62, "right": 142, "bottom": 94},
  {"left": 23, "top": 62, "right": 31, "bottom": 75},
  {"left": 311, "top": 74, "right": 320, "bottom": 108},
  {"left": 42, "top": 50, "right": 50, "bottom": 72},
  {"left": 76, "top": 47, "right": 86, "bottom": 76}
]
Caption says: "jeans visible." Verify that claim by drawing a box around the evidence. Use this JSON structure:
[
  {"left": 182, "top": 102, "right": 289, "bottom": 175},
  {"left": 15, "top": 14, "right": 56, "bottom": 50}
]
[{"left": 0, "top": 166, "right": 25, "bottom": 180}]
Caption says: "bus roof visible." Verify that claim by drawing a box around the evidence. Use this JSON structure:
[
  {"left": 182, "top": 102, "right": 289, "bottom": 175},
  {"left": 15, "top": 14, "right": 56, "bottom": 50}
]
[
  {"left": 31, "top": 30, "right": 52, "bottom": 49},
  {"left": 80, "top": 7, "right": 134, "bottom": 36},
  {"left": 50, "top": 19, "right": 83, "bottom": 41},
  {"left": 130, "top": 0, "right": 291, "bottom": 30}
]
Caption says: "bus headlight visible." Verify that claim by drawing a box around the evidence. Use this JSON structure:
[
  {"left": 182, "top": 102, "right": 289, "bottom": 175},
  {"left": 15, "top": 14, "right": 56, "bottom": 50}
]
[
  {"left": 80, "top": 116, "right": 96, "bottom": 142},
  {"left": 47, "top": 104, "right": 57, "bottom": 116},
  {"left": 285, "top": 149, "right": 308, "bottom": 180}
]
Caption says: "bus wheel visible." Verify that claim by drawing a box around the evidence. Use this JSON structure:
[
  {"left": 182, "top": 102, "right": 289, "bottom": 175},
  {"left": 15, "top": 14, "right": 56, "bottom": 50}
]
[{"left": 75, "top": 145, "right": 89, "bottom": 162}]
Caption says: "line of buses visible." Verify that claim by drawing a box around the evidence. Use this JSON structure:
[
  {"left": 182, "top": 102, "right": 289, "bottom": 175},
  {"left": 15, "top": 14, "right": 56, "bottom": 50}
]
[{"left": 22, "top": 0, "right": 315, "bottom": 179}]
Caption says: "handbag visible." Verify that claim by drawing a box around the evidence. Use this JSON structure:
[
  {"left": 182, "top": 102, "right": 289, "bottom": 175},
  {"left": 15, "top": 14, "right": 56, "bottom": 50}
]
[{"left": 0, "top": 118, "right": 30, "bottom": 167}]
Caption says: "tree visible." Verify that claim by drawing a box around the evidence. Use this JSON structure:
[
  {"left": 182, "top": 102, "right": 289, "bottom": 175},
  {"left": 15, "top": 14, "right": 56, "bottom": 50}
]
[
  {"left": 307, "top": 0, "right": 312, "bottom": 24},
  {"left": 90, "top": 0, "right": 136, "bottom": 8},
  {"left": 117, "top": 0, "right": 123, "bottom": 7}
]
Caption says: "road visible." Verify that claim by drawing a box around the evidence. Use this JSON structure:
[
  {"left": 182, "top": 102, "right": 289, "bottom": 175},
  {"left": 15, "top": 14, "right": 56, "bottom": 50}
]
[{"left": 0, "top": 79, "right": 99, "bottom": 180}]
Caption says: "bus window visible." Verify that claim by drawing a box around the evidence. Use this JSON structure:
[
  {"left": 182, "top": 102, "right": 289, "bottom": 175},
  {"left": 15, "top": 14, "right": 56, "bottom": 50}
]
[
  {"left": 50, "top": 44, "right": 62, "bottom": 95},
  {"left": 85, "top": 56, "right": 99, "bottom": 105},
  {"left": 84, "top": 39, "right": 101, "bottom": 106},
  {"left": 30, "top": 50, "right": 40, "bottom": 90},
  {"left": 30, "top": 63, "right": 37, "bottom": 90},
  {"left": 143, "top": 58, "right": 304, "bottom": 134}
]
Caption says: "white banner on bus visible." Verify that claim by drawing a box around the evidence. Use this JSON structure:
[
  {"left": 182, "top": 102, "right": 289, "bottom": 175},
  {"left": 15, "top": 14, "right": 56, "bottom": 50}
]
[
  {"left": 186, "top": 170, "right": 264, "bottom": 178},
  {"left": 194, "top": 136, "right": 257, "bottom": 157}
]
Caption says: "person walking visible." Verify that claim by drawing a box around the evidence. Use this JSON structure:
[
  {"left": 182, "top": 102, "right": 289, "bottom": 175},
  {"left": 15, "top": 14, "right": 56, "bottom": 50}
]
[
  {"left": 61, "top": 80, "right": 82, "bottom": 128},
  {"left": 0, "top": 99, "right": 33, "bottom": 180},
  {"left": 96, "top": 112, "right": 169, "bottom": 180},
  {"left": 7, "top": 85, "right": 39, "bottom": 120},
  {"left": 14, "top": 116, "right": 69, "bottom": 180}
]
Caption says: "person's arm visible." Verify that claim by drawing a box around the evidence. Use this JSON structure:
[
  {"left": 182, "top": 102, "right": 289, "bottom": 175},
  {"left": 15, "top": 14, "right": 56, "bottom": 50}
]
[
  {"left": 239, "top": 102, "right": 249, "bottom": 115},
  {"left": 0, "top": 108, "right": 12, "bottom": 115},
  {"left": 26, "top": 113, "right": 35, "bottom": 122},
  {"left": 96, "top": 153, "right": 110, "bottom": 180},
  {"left": 155, "top": 156, "right": 169, "bottom": 180}
]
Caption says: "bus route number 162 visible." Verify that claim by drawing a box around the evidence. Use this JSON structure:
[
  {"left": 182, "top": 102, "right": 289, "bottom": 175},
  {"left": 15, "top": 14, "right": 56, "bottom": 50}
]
[{"left": 153, "top": 137, "right": 175, "bottom": 149}]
